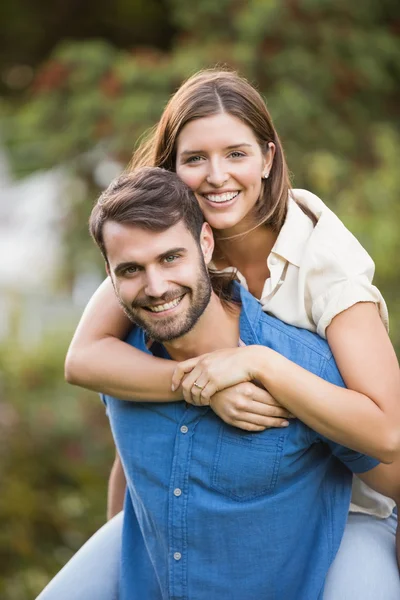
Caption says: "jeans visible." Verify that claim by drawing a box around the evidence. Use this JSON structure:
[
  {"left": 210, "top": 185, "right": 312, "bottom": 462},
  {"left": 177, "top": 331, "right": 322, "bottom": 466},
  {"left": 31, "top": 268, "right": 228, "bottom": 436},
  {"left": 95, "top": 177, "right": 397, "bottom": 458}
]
[
  {"left": 323, "top": 511, "right": 400, "bottom": 600},
  {"left": 36, "top": 512, "right": 123, "bottom": 600},
  {"left": 36, "top": 510, "right": 399, "bottom": 599}
]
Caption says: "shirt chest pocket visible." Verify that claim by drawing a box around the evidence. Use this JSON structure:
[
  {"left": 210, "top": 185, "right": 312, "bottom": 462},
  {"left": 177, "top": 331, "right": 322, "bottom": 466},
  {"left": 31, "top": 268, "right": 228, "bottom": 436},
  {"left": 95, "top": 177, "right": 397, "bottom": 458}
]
[{"left": 211, "top": 425, "right": 287, "bottom": 502}]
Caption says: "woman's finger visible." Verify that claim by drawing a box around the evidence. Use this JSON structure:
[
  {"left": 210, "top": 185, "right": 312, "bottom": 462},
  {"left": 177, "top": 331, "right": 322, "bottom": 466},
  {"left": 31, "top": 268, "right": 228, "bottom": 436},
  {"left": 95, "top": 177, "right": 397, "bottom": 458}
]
[
  {"left": 231, "top": 421, "right": 267, "bottom": 432},
  {"left": 250, "top": 385, "right": 283, "bottom": 407},
  {"left": 247, "top": 404, "right": 292, "bottom": 419},
  {"left": 171, "top": 357, "right": 201, "bottom": 391},
  {"left": 232, "top": 397, "right": 292, "bottom": 419},
  {"left": 229, "top": 391, "right": 291, "bottom": 419},
  {"left": 232, "top": 412, "right": 290, "bottom": 429},
  {"left": 194, "top": 380, "right": 216, "bottom": 406},
  {"left": 190, "top": 378, "right": 208, "bottom": 405},
  {"left": 182, "top": 368, "right": 208, "bottom": 405}
]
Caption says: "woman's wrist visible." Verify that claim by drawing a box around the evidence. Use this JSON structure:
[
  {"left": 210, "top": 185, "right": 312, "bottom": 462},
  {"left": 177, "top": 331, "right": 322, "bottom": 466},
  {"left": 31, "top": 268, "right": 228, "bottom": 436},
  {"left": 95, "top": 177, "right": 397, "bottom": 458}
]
[{"left": 249, "top": 345, "right": 282, "bottom": 386}]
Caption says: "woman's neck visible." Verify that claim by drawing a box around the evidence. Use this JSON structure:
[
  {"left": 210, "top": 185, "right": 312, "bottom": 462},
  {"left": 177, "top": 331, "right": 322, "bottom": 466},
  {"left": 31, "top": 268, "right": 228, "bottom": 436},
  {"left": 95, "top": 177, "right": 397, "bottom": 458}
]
[
  {"left": 213, "top": 224, "right": 278, "bottom": 299},
  {"left": 215, "top": 224, "right": 278, "bottom": 272}
]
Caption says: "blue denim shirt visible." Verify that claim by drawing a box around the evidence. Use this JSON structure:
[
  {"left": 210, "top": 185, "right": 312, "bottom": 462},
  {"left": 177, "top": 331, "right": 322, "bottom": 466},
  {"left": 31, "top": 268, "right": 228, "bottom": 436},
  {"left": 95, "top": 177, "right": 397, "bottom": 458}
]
[{"left": 103, "top": 283, "right": 378, "bottom": 600}]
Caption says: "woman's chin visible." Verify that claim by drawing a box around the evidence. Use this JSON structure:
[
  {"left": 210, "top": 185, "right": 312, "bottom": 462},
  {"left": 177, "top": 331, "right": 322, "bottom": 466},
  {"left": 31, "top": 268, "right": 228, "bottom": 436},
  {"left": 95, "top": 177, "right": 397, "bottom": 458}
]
[{"left": 204, "top": 214, "right": 243, "bottom": 234}]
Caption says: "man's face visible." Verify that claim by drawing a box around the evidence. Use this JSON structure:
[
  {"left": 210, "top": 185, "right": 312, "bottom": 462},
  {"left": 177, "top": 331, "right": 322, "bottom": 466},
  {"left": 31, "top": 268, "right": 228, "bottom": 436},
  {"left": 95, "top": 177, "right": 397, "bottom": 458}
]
[{"left": 104, "top": 220, "right": 213, "bottom": 342}]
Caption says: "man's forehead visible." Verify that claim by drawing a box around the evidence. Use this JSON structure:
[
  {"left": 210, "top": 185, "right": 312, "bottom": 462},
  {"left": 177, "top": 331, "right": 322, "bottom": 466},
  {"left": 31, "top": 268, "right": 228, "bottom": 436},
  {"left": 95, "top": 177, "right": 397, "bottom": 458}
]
[{"left": 103, "top": 220, "right": 194, "bottom": 264}]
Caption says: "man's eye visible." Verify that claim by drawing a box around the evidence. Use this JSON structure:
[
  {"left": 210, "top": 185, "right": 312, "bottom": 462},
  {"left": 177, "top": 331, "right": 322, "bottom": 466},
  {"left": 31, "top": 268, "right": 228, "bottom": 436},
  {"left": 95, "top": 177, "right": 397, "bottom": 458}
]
[
  {"left": 164, "top": 255, "right": 178, "bottom": 263},
  {"left": 124, "top": 266, "right": 139, "bottom": 275}
]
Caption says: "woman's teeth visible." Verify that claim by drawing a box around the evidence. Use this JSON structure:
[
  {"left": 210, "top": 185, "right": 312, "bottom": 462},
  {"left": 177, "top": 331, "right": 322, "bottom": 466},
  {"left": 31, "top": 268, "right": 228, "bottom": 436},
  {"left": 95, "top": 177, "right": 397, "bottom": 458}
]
[
  {"left": 204, "top": 191, "right": 239, "bottom": 203},
  {"left": 146, "top": 296, "right": 183, "bottom": 313}
]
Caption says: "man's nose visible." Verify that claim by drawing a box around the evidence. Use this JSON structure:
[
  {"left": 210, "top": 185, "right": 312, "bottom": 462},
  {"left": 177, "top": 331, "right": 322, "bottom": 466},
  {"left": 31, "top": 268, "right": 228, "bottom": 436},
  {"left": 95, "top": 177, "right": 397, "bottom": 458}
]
[{"left": 144, "top": 269, "right": 169, "bottom": 298}]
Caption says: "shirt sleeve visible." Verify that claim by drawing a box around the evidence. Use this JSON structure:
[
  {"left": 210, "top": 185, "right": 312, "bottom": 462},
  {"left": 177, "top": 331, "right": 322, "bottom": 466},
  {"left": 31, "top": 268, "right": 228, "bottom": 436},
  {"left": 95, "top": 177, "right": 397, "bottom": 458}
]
[
  {"left": 302, "top": 205, "right": 388, "bottom": 338},
  {"left": 327, "top": 443, "right": 380, "bottom": 474}
]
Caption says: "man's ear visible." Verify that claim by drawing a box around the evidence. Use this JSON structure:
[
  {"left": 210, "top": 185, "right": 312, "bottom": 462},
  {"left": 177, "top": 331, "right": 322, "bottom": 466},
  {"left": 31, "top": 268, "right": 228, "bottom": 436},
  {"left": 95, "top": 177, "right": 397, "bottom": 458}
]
[{"left": 199, "top": 222, "right": 214, "bottom": 265}]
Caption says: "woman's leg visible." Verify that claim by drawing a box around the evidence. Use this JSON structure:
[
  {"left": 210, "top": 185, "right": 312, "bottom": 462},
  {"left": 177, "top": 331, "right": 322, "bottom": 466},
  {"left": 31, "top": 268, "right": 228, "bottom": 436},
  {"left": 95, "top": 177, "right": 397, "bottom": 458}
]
[
  {"left": 36, "top": 511, "right": 123, "bottom": 600},
  {"left": 324, "top": 511, "right": 400, "bottom": 600}
]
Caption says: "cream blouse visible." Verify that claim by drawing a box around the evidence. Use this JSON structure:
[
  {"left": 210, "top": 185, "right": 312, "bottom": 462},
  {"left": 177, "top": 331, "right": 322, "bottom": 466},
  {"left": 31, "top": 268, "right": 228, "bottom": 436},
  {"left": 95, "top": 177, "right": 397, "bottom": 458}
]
[{"left": 216, "top": 188, "right": 394, "bottom": 519}]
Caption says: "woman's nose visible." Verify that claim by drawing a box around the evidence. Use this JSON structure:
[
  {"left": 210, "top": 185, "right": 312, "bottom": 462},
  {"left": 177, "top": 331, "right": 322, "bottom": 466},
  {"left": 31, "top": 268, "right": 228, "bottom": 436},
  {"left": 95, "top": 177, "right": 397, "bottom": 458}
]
[{"left": 206, "top": 162, "right": 229, "bottom": 187}]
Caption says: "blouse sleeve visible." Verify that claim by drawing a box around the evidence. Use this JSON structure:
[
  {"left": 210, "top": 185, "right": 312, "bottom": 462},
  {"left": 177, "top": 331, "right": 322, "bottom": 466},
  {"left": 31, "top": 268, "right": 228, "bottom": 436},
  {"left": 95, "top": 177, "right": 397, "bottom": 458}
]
[{"left": 302, "top": 205, "right": 389, "bottom": 339}]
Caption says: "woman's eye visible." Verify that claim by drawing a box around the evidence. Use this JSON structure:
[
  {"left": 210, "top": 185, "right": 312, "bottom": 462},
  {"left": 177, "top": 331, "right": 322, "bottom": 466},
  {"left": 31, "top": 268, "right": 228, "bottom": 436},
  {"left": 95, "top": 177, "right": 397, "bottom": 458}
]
[
  {"left": 185, "top": 155, "right": 203, "bottom": 164},
  {"left": 229, "top": 151, "right": 245, "bottom": 158}
]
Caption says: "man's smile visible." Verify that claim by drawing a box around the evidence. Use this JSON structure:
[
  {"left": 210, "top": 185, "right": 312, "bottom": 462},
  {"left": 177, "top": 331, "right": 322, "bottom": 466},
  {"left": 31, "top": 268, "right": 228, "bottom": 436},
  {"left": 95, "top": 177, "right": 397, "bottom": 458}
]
[{"left": 143, "top": 294, "right": 186, "bottom": 314}]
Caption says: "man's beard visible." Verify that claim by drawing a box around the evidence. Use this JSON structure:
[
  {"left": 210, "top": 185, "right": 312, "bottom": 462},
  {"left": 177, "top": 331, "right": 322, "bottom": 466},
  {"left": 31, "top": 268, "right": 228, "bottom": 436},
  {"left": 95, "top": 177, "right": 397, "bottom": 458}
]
[{"left": 118, "top": 261, "right": 212, "bottom": 343}]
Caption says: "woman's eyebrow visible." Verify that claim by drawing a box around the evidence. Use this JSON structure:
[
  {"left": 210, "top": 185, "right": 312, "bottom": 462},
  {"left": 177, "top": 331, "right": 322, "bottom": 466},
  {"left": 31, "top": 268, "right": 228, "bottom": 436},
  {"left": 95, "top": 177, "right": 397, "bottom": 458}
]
[{"left": 179, "top": 143, "right": 252, "bottom": 156}]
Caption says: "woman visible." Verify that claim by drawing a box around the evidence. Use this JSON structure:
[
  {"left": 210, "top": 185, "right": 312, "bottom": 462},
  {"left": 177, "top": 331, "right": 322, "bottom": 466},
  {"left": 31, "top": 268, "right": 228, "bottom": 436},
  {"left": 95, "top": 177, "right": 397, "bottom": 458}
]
[{"left": 40, "top": 69, "right": 400, "bottom": 599}]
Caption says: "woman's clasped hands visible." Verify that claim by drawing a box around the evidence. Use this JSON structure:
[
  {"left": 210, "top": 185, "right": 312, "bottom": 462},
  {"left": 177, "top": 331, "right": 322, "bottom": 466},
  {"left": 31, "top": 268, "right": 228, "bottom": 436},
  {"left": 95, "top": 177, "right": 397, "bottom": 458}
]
[{"left": 171, "top": 346, "right": 293, "bottom": 432}]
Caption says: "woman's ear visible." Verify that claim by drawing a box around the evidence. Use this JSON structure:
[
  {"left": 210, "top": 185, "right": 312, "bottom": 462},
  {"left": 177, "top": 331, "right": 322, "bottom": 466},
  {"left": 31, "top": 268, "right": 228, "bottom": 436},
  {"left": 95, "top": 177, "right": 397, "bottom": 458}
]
[
  {"left": 262, "top": 142, "right": 276, "bottom": 178},
  {"left": 199, "top": 222, "right": 215, "bottom": 265}
]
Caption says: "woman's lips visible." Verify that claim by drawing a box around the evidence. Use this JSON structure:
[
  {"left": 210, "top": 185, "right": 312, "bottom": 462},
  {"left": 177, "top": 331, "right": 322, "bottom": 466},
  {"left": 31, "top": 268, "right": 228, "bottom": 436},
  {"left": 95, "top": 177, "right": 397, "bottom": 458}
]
[{"left": 202, "top": 191, "right": 240, "bottom": 205}]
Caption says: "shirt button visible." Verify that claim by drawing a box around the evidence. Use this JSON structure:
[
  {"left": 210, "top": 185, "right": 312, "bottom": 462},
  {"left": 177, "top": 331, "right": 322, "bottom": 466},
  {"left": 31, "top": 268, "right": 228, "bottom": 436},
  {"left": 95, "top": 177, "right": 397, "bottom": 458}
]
[
  {"left": 180, "top": 425, "right": 188, "bottom": 434},
  {"left": 269, "top": 255, "right": 279, "bottom": 266},
  {"left": 174, "top": 488, "right": 182, "bottom": 497},
  {"left": 173, "top": 552, "right": 182, "bottom": 561}
]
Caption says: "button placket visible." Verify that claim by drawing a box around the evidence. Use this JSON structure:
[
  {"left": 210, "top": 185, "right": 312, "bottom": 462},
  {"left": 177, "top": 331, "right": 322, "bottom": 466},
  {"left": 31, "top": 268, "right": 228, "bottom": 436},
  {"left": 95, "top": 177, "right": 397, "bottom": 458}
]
[
  {"left": 263, "top": 258, "right": 288, "bottom": 302},
  {"left": 168, "top": 419, "right": 194, "bottom": 599}
]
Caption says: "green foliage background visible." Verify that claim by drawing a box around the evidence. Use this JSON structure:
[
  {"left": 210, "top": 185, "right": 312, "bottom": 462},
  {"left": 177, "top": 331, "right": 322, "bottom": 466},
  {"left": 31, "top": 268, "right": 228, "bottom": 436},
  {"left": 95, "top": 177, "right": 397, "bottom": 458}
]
[{"left": 0, "top": 1, "right": 399, "bottom": 597}]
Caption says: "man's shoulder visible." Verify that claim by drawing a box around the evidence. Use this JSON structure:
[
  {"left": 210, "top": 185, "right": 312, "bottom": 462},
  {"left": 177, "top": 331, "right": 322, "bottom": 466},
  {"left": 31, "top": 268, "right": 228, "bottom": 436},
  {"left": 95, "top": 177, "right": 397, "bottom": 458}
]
[
  {"left": 238, "top": 284, "right": 341, "bottom": 381},
  {"left": 257, "top": 310, "right": 332, "bottom": 360}
]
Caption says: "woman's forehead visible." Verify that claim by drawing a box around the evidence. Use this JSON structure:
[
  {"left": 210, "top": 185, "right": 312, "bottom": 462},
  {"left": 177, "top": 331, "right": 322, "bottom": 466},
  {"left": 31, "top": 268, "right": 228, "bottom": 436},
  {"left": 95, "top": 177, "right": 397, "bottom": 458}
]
[{"left": 177, "top": 113, "right": 258, "bottom": 151}]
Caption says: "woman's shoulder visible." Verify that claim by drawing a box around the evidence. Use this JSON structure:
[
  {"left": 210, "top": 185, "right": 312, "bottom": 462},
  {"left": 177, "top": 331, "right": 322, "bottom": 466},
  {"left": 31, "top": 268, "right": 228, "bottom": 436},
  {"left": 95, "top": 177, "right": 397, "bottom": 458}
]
[
  {"left": 290, "top": 188, "right": 328, "bottom": 217},
  {"left": 290, "top": 188, "right": 374, "bottom": 272},
  {"left": 287, "top": 191, "right": 388, "bottom": 336}
]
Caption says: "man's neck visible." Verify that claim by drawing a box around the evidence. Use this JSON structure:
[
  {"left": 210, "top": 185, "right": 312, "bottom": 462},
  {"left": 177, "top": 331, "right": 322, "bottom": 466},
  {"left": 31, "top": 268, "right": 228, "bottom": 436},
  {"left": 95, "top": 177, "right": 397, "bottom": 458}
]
[{"left": 162, "top": 293, "right": 241, "bottom": 362}]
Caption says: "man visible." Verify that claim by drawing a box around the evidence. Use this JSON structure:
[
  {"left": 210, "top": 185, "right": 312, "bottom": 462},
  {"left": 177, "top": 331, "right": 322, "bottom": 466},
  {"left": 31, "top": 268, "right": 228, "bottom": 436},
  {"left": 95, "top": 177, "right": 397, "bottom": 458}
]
[{"left": 88, "top": 166, "right": 399, "bottom": 599}]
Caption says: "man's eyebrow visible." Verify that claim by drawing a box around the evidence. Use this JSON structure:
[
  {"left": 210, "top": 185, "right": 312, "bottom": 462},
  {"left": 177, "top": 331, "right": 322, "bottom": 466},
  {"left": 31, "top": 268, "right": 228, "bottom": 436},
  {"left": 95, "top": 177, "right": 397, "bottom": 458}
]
[
  {"left": 159, "top": 247, "right": 187, "bottom": 258},
  {"left": 114, "top": 248, "right": 187, "bottom": 274},
  {"left": 179, "top": 143, "right": 253, "bottom": 156},
  {"left": 114, "top": 261, "right": 140, "bottom": 275}
]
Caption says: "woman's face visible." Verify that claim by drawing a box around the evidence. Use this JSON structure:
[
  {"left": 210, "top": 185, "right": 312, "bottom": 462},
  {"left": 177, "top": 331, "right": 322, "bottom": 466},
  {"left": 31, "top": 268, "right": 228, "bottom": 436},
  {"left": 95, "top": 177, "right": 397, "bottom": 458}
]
[{"left": 175, "top": 112, "right": 274, "bottom": 236}]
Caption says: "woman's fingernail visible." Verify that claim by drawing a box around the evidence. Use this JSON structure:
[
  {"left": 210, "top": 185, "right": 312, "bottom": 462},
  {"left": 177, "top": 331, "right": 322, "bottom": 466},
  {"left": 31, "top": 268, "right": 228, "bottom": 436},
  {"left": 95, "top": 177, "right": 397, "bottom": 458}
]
[
  {"left": 171, "top": 384, "right": 175, "bottom": 391},
  {"left": 281, "top": 421, "right": 289, "bottom": 427}
]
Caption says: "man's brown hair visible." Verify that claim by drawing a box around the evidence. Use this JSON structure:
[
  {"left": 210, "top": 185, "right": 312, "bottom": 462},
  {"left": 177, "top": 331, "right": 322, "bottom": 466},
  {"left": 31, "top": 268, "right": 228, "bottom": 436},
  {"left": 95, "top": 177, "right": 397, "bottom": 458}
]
[
  {"left": 89, "top": 166, "right": 237, "bottom": 303},
  {"left": 89, "top": 166, "right": 205, "bottom": 263}
]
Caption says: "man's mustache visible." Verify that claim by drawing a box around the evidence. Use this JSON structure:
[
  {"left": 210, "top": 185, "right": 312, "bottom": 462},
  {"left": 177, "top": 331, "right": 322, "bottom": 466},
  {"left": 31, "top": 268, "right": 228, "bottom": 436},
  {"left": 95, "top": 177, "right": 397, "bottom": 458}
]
[{"left": 131, "top": 286, "right": 190, "bottom": 309}]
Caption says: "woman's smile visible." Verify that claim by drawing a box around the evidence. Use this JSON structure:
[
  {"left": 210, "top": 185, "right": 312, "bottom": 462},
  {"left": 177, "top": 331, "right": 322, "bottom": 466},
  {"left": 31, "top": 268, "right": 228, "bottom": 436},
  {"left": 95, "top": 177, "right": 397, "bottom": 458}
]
[
  {"left": 201, "top": 190, "right": 240, "bottom": 206},
  {"left": 176, "top": 112, "right": 270, "bottom": 236}
]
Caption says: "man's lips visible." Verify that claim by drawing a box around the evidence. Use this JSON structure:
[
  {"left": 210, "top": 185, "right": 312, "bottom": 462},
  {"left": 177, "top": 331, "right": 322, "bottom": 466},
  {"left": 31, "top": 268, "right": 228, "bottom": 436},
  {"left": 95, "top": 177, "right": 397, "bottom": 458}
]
[
  {"left": 143, "top": 295, "right": 185, "bottom": 313},
  {"left": 132, "top": 292, "right": 187, "bottom": 314}
]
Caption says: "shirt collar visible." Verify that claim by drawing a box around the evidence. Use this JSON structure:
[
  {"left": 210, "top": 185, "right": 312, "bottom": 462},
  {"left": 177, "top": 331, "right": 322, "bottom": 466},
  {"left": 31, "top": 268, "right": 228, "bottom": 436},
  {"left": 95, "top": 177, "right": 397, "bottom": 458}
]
[
  {"left": 231, "top": 281, "right": 262, "bottom": 347},
  {"left": 270, "top": 194, "right": 315, "bottom": 268}
]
